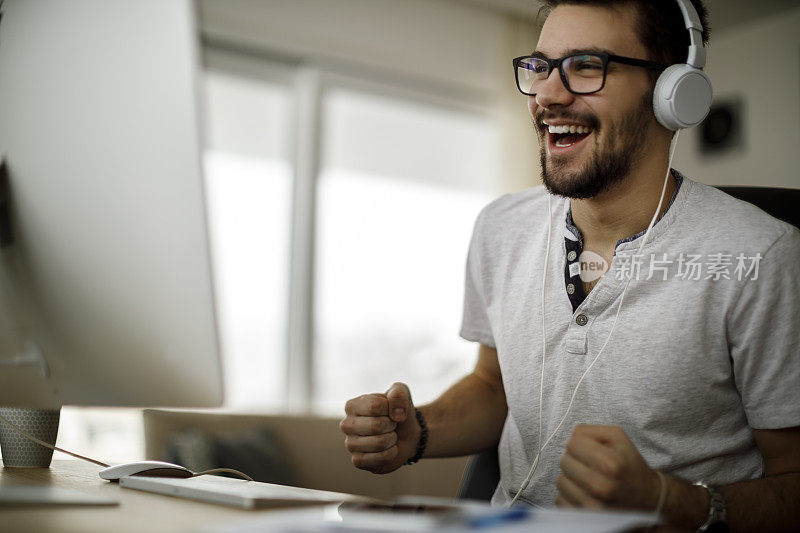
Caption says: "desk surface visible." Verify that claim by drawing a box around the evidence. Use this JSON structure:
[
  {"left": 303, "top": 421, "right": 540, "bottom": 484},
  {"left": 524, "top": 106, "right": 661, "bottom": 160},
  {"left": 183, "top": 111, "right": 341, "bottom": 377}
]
[
  {"left": 0, "top": 460, "right": 679, "bottom": 533},
  {"left": 0, "top": 460, "right": 316, "bottom": 533}
]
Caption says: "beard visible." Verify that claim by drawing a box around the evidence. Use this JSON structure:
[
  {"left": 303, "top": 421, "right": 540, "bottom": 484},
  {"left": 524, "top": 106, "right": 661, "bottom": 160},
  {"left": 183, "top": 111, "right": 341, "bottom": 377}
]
[{"left": 537, "top": 92, "right": 652, "bottom": 199}]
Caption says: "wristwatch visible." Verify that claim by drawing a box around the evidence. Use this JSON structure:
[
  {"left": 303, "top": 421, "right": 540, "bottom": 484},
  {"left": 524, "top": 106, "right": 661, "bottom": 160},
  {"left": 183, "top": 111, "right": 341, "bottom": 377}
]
[{"left": 693, "top": 482, "right": 729, "bottom": 532}]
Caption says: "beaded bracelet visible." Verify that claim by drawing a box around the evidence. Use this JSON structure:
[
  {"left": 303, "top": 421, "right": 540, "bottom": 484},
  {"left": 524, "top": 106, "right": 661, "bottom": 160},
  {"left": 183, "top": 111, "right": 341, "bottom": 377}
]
[{"left": 404, "top": 409, "right": 428, "bottom": 465}]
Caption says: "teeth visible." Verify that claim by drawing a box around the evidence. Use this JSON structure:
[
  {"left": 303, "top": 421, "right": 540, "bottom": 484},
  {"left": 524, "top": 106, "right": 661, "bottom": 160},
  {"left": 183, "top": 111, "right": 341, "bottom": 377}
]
[
  {"left": 547, "top": 124, "right": 592, "bottom": 134},
  {"left": 555, "top": 138, "right": 574, "bottom": 147}
]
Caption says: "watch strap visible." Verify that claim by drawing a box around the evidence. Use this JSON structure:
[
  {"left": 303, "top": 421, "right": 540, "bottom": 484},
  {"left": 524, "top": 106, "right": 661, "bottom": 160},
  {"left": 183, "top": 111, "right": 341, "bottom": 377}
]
[{"left": 693, "top": 482, "right": 728, "bottom": 532}]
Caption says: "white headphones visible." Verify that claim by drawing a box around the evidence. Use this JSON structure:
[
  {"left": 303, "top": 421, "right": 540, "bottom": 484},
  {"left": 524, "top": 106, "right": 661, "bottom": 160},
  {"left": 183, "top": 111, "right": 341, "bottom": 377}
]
[{"left": 653, "top": 0, "right": 713, "bottom": 130}]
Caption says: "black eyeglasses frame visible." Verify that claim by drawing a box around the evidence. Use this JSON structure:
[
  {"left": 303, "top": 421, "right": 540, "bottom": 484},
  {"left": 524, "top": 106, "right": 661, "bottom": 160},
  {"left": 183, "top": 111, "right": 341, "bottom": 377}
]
[{"left": 513, "top": 52, "right": 669, "bottom": 96}]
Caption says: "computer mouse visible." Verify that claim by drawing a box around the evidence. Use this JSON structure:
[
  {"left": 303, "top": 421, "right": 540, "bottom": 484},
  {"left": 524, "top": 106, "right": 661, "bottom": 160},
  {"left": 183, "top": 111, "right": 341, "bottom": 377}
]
[{"left": 99, "top": 461, "right": 194, "bottom": 481}]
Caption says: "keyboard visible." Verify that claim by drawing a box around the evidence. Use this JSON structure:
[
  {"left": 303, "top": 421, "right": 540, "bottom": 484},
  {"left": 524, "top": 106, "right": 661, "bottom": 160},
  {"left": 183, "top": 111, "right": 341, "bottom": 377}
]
[{"left": 118, "top": 474, "right": 376, "bottom": 509}]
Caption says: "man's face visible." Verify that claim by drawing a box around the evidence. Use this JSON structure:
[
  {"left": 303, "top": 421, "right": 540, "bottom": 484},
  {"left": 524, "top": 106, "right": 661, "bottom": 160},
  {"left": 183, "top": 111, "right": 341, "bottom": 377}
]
[{"left": 530, "top": 4, "right": 659, "bottom": 199}]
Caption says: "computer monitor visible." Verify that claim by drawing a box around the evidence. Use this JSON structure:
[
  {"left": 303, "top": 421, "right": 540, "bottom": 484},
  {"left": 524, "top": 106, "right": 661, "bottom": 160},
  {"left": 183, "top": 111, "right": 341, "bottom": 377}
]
[{"left": 0, "top": 0, "right": 224, "bottom": 408}]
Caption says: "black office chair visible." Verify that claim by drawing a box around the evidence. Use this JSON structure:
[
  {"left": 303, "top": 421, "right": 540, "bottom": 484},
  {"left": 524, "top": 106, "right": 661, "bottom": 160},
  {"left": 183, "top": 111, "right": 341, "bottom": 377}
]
[
  {"left": 716, "top": 186, "right": 800, "bottom": 229},
  {"left": 458, "top": 447, "right": 500, "bottom": 500},
  {"left": 456, "top": 185, "right": 800, "bottom": 501}
]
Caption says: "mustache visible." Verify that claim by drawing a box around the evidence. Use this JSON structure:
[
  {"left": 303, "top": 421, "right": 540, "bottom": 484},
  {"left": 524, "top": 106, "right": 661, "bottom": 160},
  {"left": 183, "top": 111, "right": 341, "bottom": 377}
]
[{"left": 535, "top": 110, "right": 600, "bottom": 132}]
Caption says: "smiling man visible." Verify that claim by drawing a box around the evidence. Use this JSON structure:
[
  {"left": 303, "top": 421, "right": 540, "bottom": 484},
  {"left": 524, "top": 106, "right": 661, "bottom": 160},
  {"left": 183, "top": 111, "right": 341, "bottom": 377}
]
[{"left": 340, "top": 1, "right": 800, "bottom": 531}]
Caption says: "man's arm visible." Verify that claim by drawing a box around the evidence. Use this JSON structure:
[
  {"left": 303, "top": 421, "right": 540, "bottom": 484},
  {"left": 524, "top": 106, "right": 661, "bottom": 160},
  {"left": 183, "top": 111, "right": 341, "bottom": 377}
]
[
  {"left": 660, "top": 426, "right": 800, "bottom": 531},
  {"left": 340, "top": 343, "right": 507, "bottom": 473},
  {"left": 421, "top": 343, "right": 507, "bottom": 458},
  {"left": 556, "top": 425, "right": 800, "bottom": 532}
]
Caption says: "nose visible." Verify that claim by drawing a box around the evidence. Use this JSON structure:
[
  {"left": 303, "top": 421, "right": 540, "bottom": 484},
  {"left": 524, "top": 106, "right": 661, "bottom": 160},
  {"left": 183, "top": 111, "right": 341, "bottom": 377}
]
[{"left": 533, "top": 68, "right": 575, "bottom": 110}]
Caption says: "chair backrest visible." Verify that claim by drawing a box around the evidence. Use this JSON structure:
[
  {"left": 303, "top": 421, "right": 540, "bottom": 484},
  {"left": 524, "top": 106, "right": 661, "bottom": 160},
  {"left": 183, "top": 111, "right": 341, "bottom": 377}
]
[
  {"left": 457, "top": 447, "right": 499, "bottom": 501},
  {"left": 456, "top": 185, "right": 800, "bottom": 501},
  {"left": 716, "top": 186, "right": 800, "bottom": 229}
]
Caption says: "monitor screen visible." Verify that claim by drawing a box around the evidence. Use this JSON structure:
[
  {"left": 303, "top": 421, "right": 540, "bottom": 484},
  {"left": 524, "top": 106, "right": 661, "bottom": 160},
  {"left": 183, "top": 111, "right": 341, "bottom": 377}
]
[{"left": 0, "top": 0, "right": 223, "bottom": 408}]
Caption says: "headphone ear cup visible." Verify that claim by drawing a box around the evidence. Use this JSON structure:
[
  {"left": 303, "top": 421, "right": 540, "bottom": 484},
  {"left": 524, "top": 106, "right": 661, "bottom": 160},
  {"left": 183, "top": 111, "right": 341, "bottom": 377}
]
[{"left": 653, "top": 64, "right": 713, "bottom": 130}]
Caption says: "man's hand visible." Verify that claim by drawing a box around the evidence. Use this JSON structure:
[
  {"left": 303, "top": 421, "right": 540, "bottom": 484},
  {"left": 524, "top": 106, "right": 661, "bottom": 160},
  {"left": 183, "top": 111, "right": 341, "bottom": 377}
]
[
  {"left": 339, "top": 382, "right": 421, "bottom": 474},
  {"left": 556, "top": 425, "right": 661, "bottom": 511}
]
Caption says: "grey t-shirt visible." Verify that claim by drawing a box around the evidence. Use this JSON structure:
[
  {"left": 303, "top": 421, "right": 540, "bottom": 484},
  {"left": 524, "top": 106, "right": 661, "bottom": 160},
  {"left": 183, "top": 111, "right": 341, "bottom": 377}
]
[{"left": 459, "top": 174, "right": 800, "bottom": 507}]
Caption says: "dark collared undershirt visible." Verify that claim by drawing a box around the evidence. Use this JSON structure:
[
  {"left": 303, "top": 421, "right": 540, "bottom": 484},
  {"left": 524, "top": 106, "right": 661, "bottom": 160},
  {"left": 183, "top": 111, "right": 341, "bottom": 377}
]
[{"left": 562, "top": 171, "right": 684, "bottom": 312}]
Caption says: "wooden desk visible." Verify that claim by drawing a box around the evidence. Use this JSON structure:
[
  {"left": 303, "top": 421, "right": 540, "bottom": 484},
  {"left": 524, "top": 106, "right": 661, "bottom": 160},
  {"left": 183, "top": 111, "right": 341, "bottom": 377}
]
[
  {"left": 0, "top": 461, "right": 679, "bottom": 533},
  {"left": 0, "top": 460, "right": 313, "bottom": 532}
]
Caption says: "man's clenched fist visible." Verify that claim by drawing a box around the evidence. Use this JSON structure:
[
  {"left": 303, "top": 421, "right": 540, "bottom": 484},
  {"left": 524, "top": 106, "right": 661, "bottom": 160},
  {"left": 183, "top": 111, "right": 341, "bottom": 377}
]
[
  {"left": 556, "top": 425, "right": 662, "bottom": 511},
  {"left": 340, "top": 382, "right": 422, "bottom": 474}
]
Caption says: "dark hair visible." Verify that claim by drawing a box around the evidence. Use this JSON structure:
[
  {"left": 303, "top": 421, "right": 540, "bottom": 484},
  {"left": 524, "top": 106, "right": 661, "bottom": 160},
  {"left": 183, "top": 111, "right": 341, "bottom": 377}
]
[{"left": 538, "top": 0, "right": 710, "bottom": 70}]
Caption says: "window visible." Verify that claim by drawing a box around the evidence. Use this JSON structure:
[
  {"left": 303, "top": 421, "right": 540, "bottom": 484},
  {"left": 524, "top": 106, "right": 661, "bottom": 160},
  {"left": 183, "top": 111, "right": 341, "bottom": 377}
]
[
  {"left": 57, "top": 408, "right": 143, "bottom": 463},
  {"left": 313, "top": 88, "right": 500, "bottom": 413},
  {"left": 203, "top": 68, "right": 293, "bottom": 411}
]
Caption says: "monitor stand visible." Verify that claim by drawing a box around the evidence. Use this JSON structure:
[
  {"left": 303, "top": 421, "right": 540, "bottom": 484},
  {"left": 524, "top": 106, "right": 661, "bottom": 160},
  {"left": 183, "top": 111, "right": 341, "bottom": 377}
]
[{"left": 0, "top": 342, "right": 51, "bottom": 380}]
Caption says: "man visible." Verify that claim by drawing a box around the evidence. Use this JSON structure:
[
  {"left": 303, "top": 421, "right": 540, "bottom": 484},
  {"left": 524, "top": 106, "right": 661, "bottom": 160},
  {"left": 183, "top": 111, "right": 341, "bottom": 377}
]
[{"left": 339, "top": 1, "right": 800, "bottom": 530}]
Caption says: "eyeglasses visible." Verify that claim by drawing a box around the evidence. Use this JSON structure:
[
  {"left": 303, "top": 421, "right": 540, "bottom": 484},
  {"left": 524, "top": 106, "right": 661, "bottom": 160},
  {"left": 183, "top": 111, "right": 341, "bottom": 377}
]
[{"left": 513, "top": 52, "right": 668, "bottom": 96}]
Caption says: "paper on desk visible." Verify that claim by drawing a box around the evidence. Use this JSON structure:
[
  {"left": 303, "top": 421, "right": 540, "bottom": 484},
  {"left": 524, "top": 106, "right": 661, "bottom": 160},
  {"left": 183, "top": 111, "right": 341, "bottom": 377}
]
[{"left": 208, "top": 501, "right": 657, "bottom": 533}]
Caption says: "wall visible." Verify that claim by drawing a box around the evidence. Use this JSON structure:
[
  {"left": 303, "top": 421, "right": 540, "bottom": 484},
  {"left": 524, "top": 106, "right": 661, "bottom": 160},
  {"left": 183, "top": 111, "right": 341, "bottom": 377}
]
[
  {"left": 499, "top": 14, "right": 542, "bottom": 192},
  {"left": 675, "top": 6, "right": 800, "bottom": 188},
  {"left": 198, "top": 0, "right": 505, "bottom": 96}
]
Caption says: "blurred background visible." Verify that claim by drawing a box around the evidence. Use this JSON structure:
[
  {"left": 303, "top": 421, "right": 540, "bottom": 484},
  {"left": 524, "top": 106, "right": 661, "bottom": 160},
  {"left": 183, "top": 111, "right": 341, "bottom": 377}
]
[{"left": 58, "top": 0, "right": 800, "bottom": 462}]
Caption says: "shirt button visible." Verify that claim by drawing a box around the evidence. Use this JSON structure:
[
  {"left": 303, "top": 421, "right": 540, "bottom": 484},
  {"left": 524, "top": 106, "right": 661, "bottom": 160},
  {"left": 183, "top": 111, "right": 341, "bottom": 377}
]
[
  {"left": 566, "top": 283, "right": 575, "bottom": 295},
  {"left": 567, "top": 250, "right": 577, "bottom": 261},
  {"left": 575, "top": 314, "right": 588, "bottom": 326}
]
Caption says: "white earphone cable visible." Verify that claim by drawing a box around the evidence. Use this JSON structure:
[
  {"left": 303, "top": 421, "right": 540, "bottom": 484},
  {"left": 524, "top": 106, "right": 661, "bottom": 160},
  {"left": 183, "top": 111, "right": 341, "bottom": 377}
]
[{"left": 508, "top": 130, "right": 681, "bottom": 506}]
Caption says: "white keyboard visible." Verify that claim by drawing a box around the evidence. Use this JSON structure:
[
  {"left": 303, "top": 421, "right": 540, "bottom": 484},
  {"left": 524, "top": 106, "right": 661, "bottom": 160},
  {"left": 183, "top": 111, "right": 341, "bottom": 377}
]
[{"left": 118, "top": 474, "right": 375, "bottom": 509}]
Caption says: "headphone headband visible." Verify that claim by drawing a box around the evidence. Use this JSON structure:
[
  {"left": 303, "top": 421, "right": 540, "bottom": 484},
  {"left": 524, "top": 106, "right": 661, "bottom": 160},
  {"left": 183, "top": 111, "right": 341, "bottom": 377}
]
[{"left": 673, "top": 0, "right": 706, "bottom": 68}]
